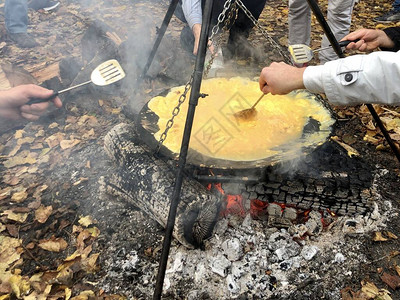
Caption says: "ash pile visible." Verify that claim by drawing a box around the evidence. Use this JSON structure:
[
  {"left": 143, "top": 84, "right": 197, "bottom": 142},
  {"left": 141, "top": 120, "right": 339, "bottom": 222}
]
[{"left": 98, "top": 123, "right": 398, "bottom": 299}]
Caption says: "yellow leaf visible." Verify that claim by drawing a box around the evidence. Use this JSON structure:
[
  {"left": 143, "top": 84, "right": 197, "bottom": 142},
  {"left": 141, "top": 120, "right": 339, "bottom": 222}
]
[
  {"left": 17, "top": 137, "right": 35, "bottom": 145},
  {"left": 38, "top": 237, "right": 68, "bottom": 252},
  {"left": 78, "top": 216, "right": 94, "bottom": 227},
  {"left": 8, "top": 145, "right": 21, "bottom": 157},
  {"left": 45, "top": 132, "right": 65, "bottom": 148},
  {"left": 9, "top": 274, "right": 30, "bottom": 298},
  {"left": 34, "top": 205, "right": 53, "bottom": 223},
  {"left": 98, "top": 100, "right": 104, "bottom": 107},
  {"left": 35, "top": 129, "right": 45, "bottom": 137},
  {"left": 14, "top": 130, "right": 24, "bottom": 139},
  {"left": 11, "top": 189, "right": 28, "bottom": 203},
  {"left": 87, "top": 227, "right": 100, "bottom": 238},
  {"left": 3, "top": 151, "right": 37, "bottom": 168},
  {"left": 64, "top": 251, "right": 81, "bottom": 262},
  {"left": 65, "top": 287, "right": 72, "bottom": 300},
  {"left": 2, "top": 210, "right": 28, "bottom": 223},
  {"left": 0, "top": 236, "right": 22, "bottom": 268},
  {"left": 48, "top": 122, "right": 59, "bottom": 129},
  {"left": 112, "top": 108, "right": 121, "bottom": 114},
  {"left": 70, "top": 290, "right": 95, "bottom": 300},
  {"left": 60, "top": 139, "right": 80, "bottom": 150},
  {"left": 331, "top": 136, "right": 359, "bottom": 157},
  {"left": 372, "top": 232, "right": 388, "bottom": 242},
  {"left": 0, "top": 223, "right": 5, "bottom": 232},
  {"left": 363, "top": 134, "right": 380, "bottom": 145},
  {"left": 73, "top": 177, "right": 88, "bottom": 186},
  {"left": 393, "top": 265, "right": 400, "bottom": 278}
]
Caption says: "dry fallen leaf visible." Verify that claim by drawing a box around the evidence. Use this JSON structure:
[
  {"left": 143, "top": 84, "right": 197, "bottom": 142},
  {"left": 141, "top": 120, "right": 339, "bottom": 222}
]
[
  {"left": 78, "top": 216, "right": 94, "bottom": 227},
  {"left": 9, "top": 274, "right": 30, "bottom": 299},
  {"left": 330, "top": 136, "right": 360, "bottom": 157},
  {"left": 60, "top": 139, "right": 80, "bottom": 150},
  {"left": 38, "top": 236, "right": 68, "bottom": 252},
  {"left": 11, "top": 188, "right": 28, "bottom": 203},
  {"left": 34, "top": 205, "right": 53, "bottom": 223},
  {"left": 14, "top": 129, "right": 24, "bottom": 139},
  {"left": 381, "top": 272, "right": 400, "bottom": 290},
  {"left": 361, "top": 280, "right": 392, "bottom": 300},
  {"left": 73, "top": 177, "right": 88, "bottom": 186},
  {"left": 2, "top": 210, "right": 29, "bottom": 223}
]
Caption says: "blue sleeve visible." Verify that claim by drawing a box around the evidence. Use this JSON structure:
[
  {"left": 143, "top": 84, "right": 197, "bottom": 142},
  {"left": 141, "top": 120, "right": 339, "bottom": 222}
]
[{"left": 182, "top": 0, "right": 202, "bottom": 29}]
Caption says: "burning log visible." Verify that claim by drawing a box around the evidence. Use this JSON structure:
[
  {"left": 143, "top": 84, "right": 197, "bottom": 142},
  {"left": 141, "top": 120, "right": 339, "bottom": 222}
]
[{"left": 102, "top": 123, "right": 222, "bottom": 249}]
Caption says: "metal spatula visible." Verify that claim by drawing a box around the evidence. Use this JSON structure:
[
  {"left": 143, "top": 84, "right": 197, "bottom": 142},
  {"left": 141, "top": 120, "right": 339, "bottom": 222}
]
[
  {"left": 27, "top": 59, "right": 126, "bottom": 105},
  {"left": 289, "top": 39, "right": 360, "bottom": 64}
]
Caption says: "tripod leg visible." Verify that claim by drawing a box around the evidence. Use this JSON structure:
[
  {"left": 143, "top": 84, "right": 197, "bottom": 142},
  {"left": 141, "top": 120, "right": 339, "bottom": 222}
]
[
  {"left": 140, "top": 0, "right": 180, "bottom": 80},
  {"left": 153, "top": 0, "right": 215, "bottom": 299}
]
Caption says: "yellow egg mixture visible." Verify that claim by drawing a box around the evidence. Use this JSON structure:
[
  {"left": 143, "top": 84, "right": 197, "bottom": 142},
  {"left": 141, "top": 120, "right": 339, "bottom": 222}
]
[{"left": 148, "top": 77, "right": 334, "bottom": 161}]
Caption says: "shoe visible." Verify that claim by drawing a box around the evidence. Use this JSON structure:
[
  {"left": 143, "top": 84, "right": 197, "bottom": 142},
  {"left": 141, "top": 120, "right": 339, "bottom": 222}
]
[
  {"left": 373, "top": 10, "right": 400, "bottom": 23},
  {"left": 28, "top": 0, "right": 60, "bottom": 11},
  {"left": 8, "top": 33, "right": 39, "bottom": 48}
]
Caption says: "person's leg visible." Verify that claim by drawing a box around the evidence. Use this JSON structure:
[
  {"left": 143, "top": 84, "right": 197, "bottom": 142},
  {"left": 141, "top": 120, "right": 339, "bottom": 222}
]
[
  {"left": 394, "top": 0, "right": 400, "bottom": 12},
  {"left": 319, "top": 0, "right": 355, "bottom": 64},
  {"left": 288, "top": 0, "right": 311, "bottom": 46},
  {"left": 5, "top": 0, "right": 38, "bottom": 48},
  {"left": 5, "top": 0, "right": 28, "bottom": 34},
  {"left": 374, "top": 0, "right": 400, "bottom": 22}
]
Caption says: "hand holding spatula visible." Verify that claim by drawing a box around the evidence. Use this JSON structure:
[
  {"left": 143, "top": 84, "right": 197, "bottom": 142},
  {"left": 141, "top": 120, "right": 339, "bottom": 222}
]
[
  {"left": 26, "top": 59, "right": 125, "bottom": 105},
  {"left": 289, "top": 39, "right": 360, "bottom": 64}
]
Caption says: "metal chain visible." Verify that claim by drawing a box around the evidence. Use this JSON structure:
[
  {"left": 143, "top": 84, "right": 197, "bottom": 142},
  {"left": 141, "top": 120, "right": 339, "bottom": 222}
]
[
  {"left": 156, "top": 0, "right": 237, "bottom": 152},
  {"left": 155, "top": 75, "right": 193, "bottom": 153},
  {"left": 204, "top": 0, "right": 236, "bottom": 78},
  {"left": 235, "top": 0, "right": 292, "bottom": 64}
]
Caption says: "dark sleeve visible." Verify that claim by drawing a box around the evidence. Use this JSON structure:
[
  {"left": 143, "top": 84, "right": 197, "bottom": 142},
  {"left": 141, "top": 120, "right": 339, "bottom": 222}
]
[{"left": 381, "top": 27, "right": 400, "bottom": 51}]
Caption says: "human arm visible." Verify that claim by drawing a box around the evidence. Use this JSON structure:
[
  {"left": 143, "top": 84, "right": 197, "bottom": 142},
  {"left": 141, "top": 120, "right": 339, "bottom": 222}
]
[
  {"left": 182, "top": 0, "right": 202, "bottom": 55},
  {"left": 259, "top": 51, "right": 400, "bottom": 106},
  {"left": 0, "top": 84, "right": 62, "bottom": 122}
]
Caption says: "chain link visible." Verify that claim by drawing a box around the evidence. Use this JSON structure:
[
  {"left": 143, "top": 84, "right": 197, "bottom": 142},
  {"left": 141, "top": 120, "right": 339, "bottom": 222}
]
[
  {"left": 156, "top": 0, "right": 291, "bottom": 152},
  {"left": 204, "top": 0, "right": 236, "bottom": 78},
  {"left": 156, "top": 0, "right": 237, "bottom": 152},
  {"left": 155, "top": 75, "right": 193, "bottom": 153},
  {"left": 235, "top": 0, "right": 292, "bottom": 64}
]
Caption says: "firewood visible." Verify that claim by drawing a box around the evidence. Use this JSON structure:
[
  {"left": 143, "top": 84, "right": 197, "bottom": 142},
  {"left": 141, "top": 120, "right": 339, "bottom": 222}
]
[{"left": 102, "top": 123, "right": 222, "bottom": 249}]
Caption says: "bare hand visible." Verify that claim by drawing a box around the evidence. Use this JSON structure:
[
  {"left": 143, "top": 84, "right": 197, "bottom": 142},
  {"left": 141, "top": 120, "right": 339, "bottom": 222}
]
[
  {"left": 259, "top": 62, "right": 306, "bottom": 95},
  {"left": 342, "top": 29, "right": 395, "bottom": 52},
  {"left": 0, "top": 84, "right": 62, "bottom": 121}
]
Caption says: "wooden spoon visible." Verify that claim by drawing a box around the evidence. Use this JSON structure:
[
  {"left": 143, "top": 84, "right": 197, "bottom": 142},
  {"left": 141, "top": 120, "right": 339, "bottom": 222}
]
[{"left": 233, "top": 94, "right": 265, "bottom": 121}]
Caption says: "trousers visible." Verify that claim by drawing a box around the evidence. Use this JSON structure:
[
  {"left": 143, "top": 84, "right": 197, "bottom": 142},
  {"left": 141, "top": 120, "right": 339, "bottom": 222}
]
[
  {"left": 288, "top": 0, "right": 355, "bottom": 64},
  {"left": 5, "top": 0, "right": 28, "bottom": 34}
]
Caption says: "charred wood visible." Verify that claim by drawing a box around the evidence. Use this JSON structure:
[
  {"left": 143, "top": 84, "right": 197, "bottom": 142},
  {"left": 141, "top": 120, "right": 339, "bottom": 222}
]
[{"left": 102, "top": 123, "right": 221, "bottom": 249}]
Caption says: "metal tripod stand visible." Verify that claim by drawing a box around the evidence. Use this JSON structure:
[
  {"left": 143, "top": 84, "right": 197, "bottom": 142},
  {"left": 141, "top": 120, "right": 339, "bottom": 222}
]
[{"left": 139, "top": 0, "right": 215, "bottom": 299}]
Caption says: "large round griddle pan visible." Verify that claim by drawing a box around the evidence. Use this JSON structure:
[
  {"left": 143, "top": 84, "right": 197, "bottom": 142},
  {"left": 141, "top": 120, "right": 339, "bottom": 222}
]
[{"left": 137, "top": 87, "right": 336, "bottom": 170}]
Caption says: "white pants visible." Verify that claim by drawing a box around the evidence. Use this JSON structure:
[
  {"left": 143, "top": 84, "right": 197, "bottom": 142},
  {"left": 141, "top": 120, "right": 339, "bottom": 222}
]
[{"left": 288, "top": 0, "right": 355, "bottom": 64}]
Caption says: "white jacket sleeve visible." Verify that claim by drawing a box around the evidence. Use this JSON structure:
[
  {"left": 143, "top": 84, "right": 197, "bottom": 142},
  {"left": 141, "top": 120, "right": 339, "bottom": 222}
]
[
  {"left": 303, "top": 51, "right": 400, "bottom": 106},
  {"left": 182, "top": 0, "right": 202, "bottom": 30}
]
